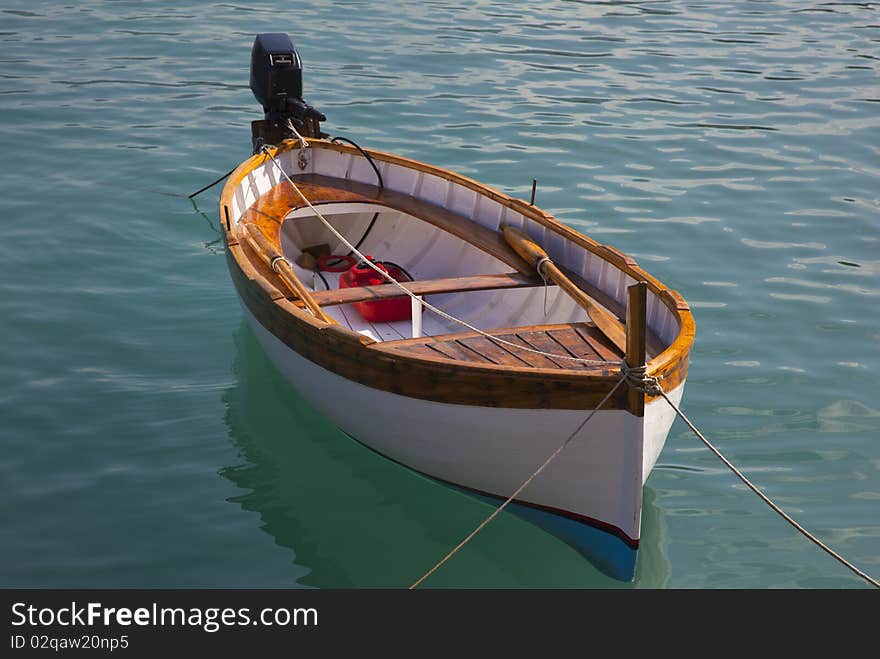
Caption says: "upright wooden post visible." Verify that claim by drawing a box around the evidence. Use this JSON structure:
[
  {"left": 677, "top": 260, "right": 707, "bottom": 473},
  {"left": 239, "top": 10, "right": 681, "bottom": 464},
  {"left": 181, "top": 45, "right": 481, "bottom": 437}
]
[{"left": 625, "top": 282, "right": 648, "bottom": 417}]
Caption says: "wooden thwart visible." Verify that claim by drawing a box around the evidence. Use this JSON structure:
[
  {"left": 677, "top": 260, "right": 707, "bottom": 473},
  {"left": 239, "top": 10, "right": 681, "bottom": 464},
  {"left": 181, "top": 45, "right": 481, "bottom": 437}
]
[{"left": 309, "top": 272, "right": 541, "bottom": 306}]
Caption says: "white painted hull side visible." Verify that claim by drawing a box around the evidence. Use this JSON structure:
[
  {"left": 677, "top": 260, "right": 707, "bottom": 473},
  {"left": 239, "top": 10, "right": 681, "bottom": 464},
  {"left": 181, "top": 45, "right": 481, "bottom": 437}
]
[{"left": 242, "top": 306, "right": 683, "bottom": 561}]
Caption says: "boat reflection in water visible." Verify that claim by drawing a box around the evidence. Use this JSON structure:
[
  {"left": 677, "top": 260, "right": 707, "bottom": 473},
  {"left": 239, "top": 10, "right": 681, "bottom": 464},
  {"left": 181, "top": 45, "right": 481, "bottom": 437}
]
[{"left": 220, "top": 325, "right": 670, "bottom": 588}]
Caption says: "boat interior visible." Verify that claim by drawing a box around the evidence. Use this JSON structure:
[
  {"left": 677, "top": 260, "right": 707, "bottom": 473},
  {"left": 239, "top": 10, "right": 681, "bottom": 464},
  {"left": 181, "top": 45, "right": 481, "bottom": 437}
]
[{"left": 238, "top": 173, "right": 643, "bottom": 370}]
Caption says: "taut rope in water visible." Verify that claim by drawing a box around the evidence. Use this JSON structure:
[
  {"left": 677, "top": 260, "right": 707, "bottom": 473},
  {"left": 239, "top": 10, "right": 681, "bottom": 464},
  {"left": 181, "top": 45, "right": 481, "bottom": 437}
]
[
  {"left": 410, "top": 368, "right": 880, "bottom": 588},
  {"left": 188, "top": 165, "right": 237, "bottom": 199},
  {"left": 657, "top": 390, "right": 880, "bottom": 589}
]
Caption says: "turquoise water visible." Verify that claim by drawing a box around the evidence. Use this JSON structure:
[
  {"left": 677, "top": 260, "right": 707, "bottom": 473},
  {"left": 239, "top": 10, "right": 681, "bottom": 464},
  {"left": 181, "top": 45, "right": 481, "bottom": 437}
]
[{"left": 1, "top": 0, "right": 877, "bottom": 588}]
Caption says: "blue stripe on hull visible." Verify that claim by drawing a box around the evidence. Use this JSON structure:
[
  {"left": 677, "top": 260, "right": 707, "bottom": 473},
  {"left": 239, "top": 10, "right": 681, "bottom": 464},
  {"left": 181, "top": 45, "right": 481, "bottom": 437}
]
[
  {"left": 335, "top": 429, "right": 639, "bottom": 581},
  {"left": 458, "top": 488, "right": 638, "bottom": 582}
]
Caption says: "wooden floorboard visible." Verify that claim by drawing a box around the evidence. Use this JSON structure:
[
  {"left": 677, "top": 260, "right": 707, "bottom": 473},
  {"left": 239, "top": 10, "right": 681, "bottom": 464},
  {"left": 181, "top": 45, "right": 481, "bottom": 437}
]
[
  {"left": 546, "top": 326, "right": 604, "bottom": 363},
  {"left": 453, "top": 339, "right": 503, "bottom": 365},
  {"left": 495, "top": 333, "right": 563, "bottom": 369},
  {"left": 572, "top": 323, "right": 620, "bottom": 362},
  {"left": 391, "top": 322, "right": 622, "bottom": 371},
  {"left": 516, "top": 331, "right": 587, "bottom": 370},
  {"left": 456, "top": 336, "right": 530, "bottom": 367},
  {"left": 425, "top": 340, "right": 487, "bottom": 364}
]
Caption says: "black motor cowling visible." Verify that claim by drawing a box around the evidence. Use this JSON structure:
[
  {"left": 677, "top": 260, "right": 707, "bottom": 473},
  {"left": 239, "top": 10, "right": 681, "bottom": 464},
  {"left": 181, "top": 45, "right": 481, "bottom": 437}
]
[
  {"left": 250, "top": 33, "right": 303, "bottom": 114},
  {"left": 249, "top": 33, "right": 325, "bottom": 152}
]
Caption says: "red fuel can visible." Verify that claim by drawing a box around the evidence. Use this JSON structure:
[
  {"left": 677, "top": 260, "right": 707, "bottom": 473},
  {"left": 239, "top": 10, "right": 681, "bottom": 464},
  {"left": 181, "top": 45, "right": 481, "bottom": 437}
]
[{"left": 338, "top": 256, "right": 413, "bottom": 322}]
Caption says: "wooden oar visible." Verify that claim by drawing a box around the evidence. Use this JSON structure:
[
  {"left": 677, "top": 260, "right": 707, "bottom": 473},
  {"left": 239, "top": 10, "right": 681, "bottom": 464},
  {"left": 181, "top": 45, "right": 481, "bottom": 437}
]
[
  {"left": 240, "top": 222, "right": 336, "bottom": 325},
  {"left": 502, "top": 225, "right": 628, "bottom": 355}
]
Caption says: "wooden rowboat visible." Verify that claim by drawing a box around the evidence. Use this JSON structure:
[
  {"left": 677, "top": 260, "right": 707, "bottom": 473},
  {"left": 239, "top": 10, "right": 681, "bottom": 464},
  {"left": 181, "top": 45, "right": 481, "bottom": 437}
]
[{"left": 218, "top": 34, "right": 695, "bottom": 581}]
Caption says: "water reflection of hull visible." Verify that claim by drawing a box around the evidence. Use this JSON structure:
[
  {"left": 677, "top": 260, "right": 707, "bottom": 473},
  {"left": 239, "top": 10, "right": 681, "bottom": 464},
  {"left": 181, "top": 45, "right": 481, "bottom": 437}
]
[{"left": 221, "top": 325, "right": 670, "bottom": 587}]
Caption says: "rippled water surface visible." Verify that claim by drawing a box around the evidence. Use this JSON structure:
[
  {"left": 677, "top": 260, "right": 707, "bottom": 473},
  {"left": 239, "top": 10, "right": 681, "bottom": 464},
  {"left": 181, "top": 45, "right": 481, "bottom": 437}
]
[{"left": 1, "top": 0, "right": 878, "bottom": 588}]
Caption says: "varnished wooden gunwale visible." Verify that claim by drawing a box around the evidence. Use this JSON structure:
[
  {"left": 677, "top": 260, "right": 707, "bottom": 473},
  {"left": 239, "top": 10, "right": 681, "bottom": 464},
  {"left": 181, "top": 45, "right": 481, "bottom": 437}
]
[
  {"left": 238, "top": 173, "right": 534, "bottom": 277},
  {"left": 219, "top": 139, "right": 695, "bottom": 408}
]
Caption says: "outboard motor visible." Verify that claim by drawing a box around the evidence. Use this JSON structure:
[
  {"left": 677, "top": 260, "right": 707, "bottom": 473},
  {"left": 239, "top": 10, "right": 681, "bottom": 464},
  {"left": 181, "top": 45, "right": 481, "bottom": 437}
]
[{"left": 249, "top": 33, "right": 326, "bottom": 153}]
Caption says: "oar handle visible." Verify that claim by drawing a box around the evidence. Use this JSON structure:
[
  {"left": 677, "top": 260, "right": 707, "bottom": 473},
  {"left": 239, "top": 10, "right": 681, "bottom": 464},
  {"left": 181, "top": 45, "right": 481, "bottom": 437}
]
[
  {"left": 240, "top": 222, "right": 336, "bottom": 325},
  {"left": 502, "top": 225, "right": 550, "bottom": 268}
]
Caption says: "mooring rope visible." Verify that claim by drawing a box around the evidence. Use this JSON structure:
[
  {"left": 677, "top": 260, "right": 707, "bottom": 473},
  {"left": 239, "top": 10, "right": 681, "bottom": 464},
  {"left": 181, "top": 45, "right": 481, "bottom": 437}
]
[
  {"left": 188, "top": 165, "right": 237, "bottom": 199},
  {"left": 656, "top": 389, "right": 880, "bottom": 589},
  {"left": 409, "top": 376, "right": 628, "bottom": 589},
  {"left": 258, "top": 145, "right": 617, "bottom": 368},
  {"left": 409, "top": 370, "right": 880, "bottom": 589}
]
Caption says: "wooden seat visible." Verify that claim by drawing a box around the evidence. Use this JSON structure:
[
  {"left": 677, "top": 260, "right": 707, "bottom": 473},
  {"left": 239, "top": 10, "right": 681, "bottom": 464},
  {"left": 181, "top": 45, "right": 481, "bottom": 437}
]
[{"left": 309, "top": 272, "right": 543, "bottom": 307}]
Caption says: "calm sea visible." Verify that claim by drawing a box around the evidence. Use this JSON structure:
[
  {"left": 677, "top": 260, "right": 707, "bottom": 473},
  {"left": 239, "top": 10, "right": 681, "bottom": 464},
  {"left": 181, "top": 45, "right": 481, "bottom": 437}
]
[{"left": 1, "top": 0, "right": 877, "bottom": 588}]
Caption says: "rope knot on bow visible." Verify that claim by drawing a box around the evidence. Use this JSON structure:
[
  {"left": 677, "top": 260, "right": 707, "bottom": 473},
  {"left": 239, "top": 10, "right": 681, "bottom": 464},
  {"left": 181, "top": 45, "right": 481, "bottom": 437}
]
[{"left": 620, "top": 362, "right": 662, "bottom": 396}]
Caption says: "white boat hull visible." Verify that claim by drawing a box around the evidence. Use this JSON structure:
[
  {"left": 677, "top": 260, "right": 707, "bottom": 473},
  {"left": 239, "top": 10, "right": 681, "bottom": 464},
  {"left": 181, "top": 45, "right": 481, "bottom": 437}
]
[{"left": 243, "top": 305, "right": 683, "bottom": 579}]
